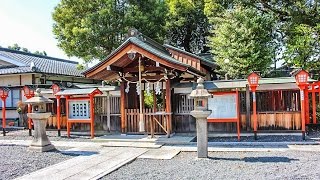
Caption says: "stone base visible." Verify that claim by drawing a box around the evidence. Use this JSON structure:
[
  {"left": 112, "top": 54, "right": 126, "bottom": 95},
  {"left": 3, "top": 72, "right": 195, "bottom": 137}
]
[{"left": 29, "top": 144, "right": 56, "bottom": 152}]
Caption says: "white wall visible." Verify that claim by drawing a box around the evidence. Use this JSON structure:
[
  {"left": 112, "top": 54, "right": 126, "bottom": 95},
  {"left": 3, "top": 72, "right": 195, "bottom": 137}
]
[{"left": 0, "top": 74, "right": 32, "bottom": 120}]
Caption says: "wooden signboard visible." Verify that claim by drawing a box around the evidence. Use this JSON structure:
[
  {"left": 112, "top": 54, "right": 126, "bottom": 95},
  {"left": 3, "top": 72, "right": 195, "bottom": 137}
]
[{"left": 207, "top": 90, "right": 241, "bottom": 140}]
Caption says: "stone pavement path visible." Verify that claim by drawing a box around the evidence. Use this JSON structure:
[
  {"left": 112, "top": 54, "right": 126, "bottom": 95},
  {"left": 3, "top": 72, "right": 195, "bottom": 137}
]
[{"left": 15, "top": 147, "right": 147, "bottom": 180}]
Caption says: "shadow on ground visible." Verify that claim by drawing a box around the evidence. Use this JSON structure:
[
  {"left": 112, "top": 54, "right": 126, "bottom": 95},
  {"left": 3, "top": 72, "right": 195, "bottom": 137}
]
[{"left": 207, "top": 156, "right": 299, "bottom": 163}]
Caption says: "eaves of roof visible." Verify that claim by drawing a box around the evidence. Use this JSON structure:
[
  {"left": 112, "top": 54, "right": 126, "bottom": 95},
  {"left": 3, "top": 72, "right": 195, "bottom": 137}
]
[{"left": 163, "top": 44, "right": 216, "bottom": 68}]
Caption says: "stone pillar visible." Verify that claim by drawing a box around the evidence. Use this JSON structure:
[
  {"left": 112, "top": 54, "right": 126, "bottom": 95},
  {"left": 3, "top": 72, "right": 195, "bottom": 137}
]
[
  {"left": 191, "top": 111, "right": 211, "bottom": 158},
  {"left": 28, "top": 114, "right": 55, "bottom": 152},
  {"left": 189, "top": 78, "right": 212, "bottom": 158}
]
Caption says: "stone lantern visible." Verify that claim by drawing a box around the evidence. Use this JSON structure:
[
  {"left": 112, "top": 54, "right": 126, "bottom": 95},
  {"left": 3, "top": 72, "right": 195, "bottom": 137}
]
[
  {"left": 189, "top": 77, "right": 212, "bottom": 158},
  {"left": 25, "top": 88, "right": 55, "bottom": 152}
]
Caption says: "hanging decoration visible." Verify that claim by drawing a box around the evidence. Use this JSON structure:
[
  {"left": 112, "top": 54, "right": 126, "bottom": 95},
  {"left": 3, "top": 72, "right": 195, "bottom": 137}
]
[
  {"left": 136, "top": 83, "right": 141, "bottom": 96},
  {"left": 155, "top": 81, "right": 161, "bottom": 95},
  {"left": 125, "top": 82, "right": 130, "bottom": 93},
  {"left": 122, "top": 70, "right": 172, "bottom": 95},
  {"left": 146, "top": 82, "right": 151, "bottom": 96}
]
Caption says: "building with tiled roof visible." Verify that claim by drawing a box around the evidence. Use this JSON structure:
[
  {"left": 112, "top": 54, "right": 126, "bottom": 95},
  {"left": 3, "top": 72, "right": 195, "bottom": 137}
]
[{"left": 0, "top": 47, "right": 97, "bottom": 121}]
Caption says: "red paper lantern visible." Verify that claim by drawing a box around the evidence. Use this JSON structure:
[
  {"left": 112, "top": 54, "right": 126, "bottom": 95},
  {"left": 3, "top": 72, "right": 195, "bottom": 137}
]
[
  {"left": 23, "top": 86, "right": 35, "bottom": 99},
  {"left": 247, "top": 72, "right": 259, "bottom": 91},
  {"left": 0, "top": 87, "right": 10, "bottom": 99},
  {"left": 294, "top": 70, "right": 309, "bottom": 86}
]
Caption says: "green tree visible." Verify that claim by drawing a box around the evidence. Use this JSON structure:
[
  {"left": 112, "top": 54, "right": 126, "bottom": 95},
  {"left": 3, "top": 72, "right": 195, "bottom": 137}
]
[
  {"left": 8, "top": 44, "right": 47, "bottom": 56},
  {"left": 208, "top": 6, "right": 277, "bottom": 79},
  {"left": 52, "top": 0, "right": 167, "bottom": 63},
  {"left": 284, "top": 24, "right": 320, "bottom": 70},
  {"left": 165, "top": 0, "right": 210, "bottom": 53},
  {"left": 34, "top": 50, "right": 48, "bottom": 56},
  {"left": 8, "top": 43, "right": 21, "bottom": 51}
]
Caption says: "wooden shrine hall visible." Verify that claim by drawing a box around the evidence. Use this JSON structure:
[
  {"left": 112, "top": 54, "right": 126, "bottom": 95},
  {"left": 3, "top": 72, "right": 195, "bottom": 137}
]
[{"left": 83, "top": 29, "right": 216, "bottom": 136}]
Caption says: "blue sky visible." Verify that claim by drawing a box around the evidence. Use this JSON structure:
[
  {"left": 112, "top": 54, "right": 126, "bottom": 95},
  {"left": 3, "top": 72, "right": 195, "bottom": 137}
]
[{"left": 0, "top": 0, "right": 81, "bottom": 62}]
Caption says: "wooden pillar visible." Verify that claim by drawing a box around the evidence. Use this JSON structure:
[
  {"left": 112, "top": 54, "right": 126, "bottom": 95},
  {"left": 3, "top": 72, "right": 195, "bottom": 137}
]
[
  {"left": 90, "top": 94, "right": 94, "bottom": 138},
  {"left": 66, "top": 96, "right": 70, "bottom": 138},
  {"left": 245, "top": 85, "right": 251, "bottom": 131},
  {"left": 312, "top": 84, "right": 317, "bottom": 124},
  {"left": 56, "top": 95, "right": 61, "bottom": 136},
  {"left": 305, "top": 88, "right": 310, "bottom": 124},
  {"left": 2, "top": 98, "right": 6, "bottom": 136},
  {"left": 151, "top": 87, "right": 157, "bottom": 138},
  {"left": 120, "top": 82, "right": 126, "bottom": 133},
  {"left": 236, "top": 89, "right": 240, "bottom": 141},
  {"left": 106, "top": 92, "right": 111, "bottom": 132},
  {"left": 252, "top": 91, "right": 258, "bottom": 140},
  {"left": 165, "top": 80, "right": 171, "bottom": 137},
  {"left": 300, "top": 88, "right": 306, "bottom": 140}
]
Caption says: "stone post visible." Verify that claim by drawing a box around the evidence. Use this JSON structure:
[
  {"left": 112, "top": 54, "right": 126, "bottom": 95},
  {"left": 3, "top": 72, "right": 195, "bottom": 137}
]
[{"left": 189, "top": 78, "right": 211, "bottom": 158}]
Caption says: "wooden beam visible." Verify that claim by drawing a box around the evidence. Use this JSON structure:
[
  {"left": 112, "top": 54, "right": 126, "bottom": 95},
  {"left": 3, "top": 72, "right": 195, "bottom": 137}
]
[
  {"left": 124, "top": 75, "right": 169, "bottom": 82},
  {"left": 106, "top": 92, "right": 111, "bottom": 132},
  {"left": 123, "top": 66, "right": 165, "bottom": 73},
  {"left": 106, "top": 65, "right": 123, "bottom": 72}
]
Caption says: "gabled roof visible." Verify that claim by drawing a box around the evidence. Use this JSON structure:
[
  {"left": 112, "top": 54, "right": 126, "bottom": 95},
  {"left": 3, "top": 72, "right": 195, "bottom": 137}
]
[
  {"left": 163, "top": 44, "right": 216, "bottom": 68},
  {"left": 0, "top": 47, "right": 83, "bottom": 77},
  {"left": 84, "top": 36, "right": 204, "bottom": 76},
  {"left": 84, "top": 31, "right": 209, "bottom": 77}
]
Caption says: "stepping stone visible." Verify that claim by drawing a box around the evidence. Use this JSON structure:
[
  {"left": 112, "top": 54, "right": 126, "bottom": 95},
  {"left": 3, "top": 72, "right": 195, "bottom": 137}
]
[
  {"left": 16, "top": 147, "right": 147, "bottom": 180},
  {"left": 138, "top": 149, "right": 180, "bottom": 159}
]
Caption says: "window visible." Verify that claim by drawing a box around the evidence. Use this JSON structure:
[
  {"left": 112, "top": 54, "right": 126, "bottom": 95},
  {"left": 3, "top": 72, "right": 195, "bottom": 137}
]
[{"left": 0, "top": 89, "right": 21, "bottom": 108}]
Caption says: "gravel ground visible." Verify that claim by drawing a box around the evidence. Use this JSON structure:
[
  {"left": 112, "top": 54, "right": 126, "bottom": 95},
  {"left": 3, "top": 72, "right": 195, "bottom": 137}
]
[
  {"left": 0, "top": 129, "right": 94, "bottom": 142},
  {"left": 0, "top": 144, "right": 75, "bottom": 180},
  {"left": 104, "top": 151, "right": 320, "bottom": 180}
]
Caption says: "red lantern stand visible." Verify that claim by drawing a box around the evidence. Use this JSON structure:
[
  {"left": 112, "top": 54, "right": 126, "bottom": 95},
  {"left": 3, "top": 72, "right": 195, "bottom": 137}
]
[
  {"left": 247, "top": 72, "right": 259, "bottom": 140},
  {"left": 294, "top": 70, "right": 309, "bottom": 140},
  {"left": 23, "top": 86, "right": 35, "bottom": 136},
  {"left": 52, "top": 84, "right": 62, "bottom": 136},
  {"left": 207, "top": 89, "right": 241, "bottom": 141},
  {"left": 0, "top": 87, "right": 10, "bottom": 136},
  {"left": 55, "top": 88, "right": 102, "bottom": 138}
]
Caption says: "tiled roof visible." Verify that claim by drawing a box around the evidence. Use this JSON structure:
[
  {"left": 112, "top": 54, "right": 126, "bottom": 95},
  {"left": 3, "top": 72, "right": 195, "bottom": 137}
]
[
  {"left": 84, "top": 36, "right": 205, "bottom": 76},
  {"left": 0, "top": 48, "right": 83, "bottom": 77},
  {"left": 163, "top": 44, "right": 216, "bottom": 68}
]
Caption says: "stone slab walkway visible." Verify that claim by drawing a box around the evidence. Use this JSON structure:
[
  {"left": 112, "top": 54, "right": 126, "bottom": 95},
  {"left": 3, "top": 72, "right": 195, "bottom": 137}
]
[
  {"left": 16, "top": 147, "right": 147, "bottom": 180},
  {"left": 138, "top": 149, "right": 180, "bottom": 159}
]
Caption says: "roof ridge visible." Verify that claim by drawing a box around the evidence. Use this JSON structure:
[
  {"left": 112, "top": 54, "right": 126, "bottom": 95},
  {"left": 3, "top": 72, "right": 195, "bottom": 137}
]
[{"left": 0, "top": 47, "right": 78, "bottom": 64}]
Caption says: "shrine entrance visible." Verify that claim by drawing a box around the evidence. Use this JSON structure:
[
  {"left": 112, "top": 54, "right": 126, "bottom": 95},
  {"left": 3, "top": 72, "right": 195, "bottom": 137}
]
[{"left": 83, "top": 29, "right": 214, "bottom": 136}]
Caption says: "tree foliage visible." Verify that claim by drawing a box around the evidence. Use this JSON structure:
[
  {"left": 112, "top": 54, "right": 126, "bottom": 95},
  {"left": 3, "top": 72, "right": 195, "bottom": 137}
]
[
  {"left": 52, "top": 0, "right": 167, "bottom": 63},
  {"left": 52, "top": 0, "right": 320, "bottom": 78},
  {"left": 208, "top": 6, "right": 277, "bottom": 79},
  {"left": 165, "top": 0, "right": 210, "bottom": 53},
  {"left": 8, "top": 43, "right": 47, "bottom": 56},
  {"left": 244, "top": 0, "right": 320, "bottom": 73}
]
